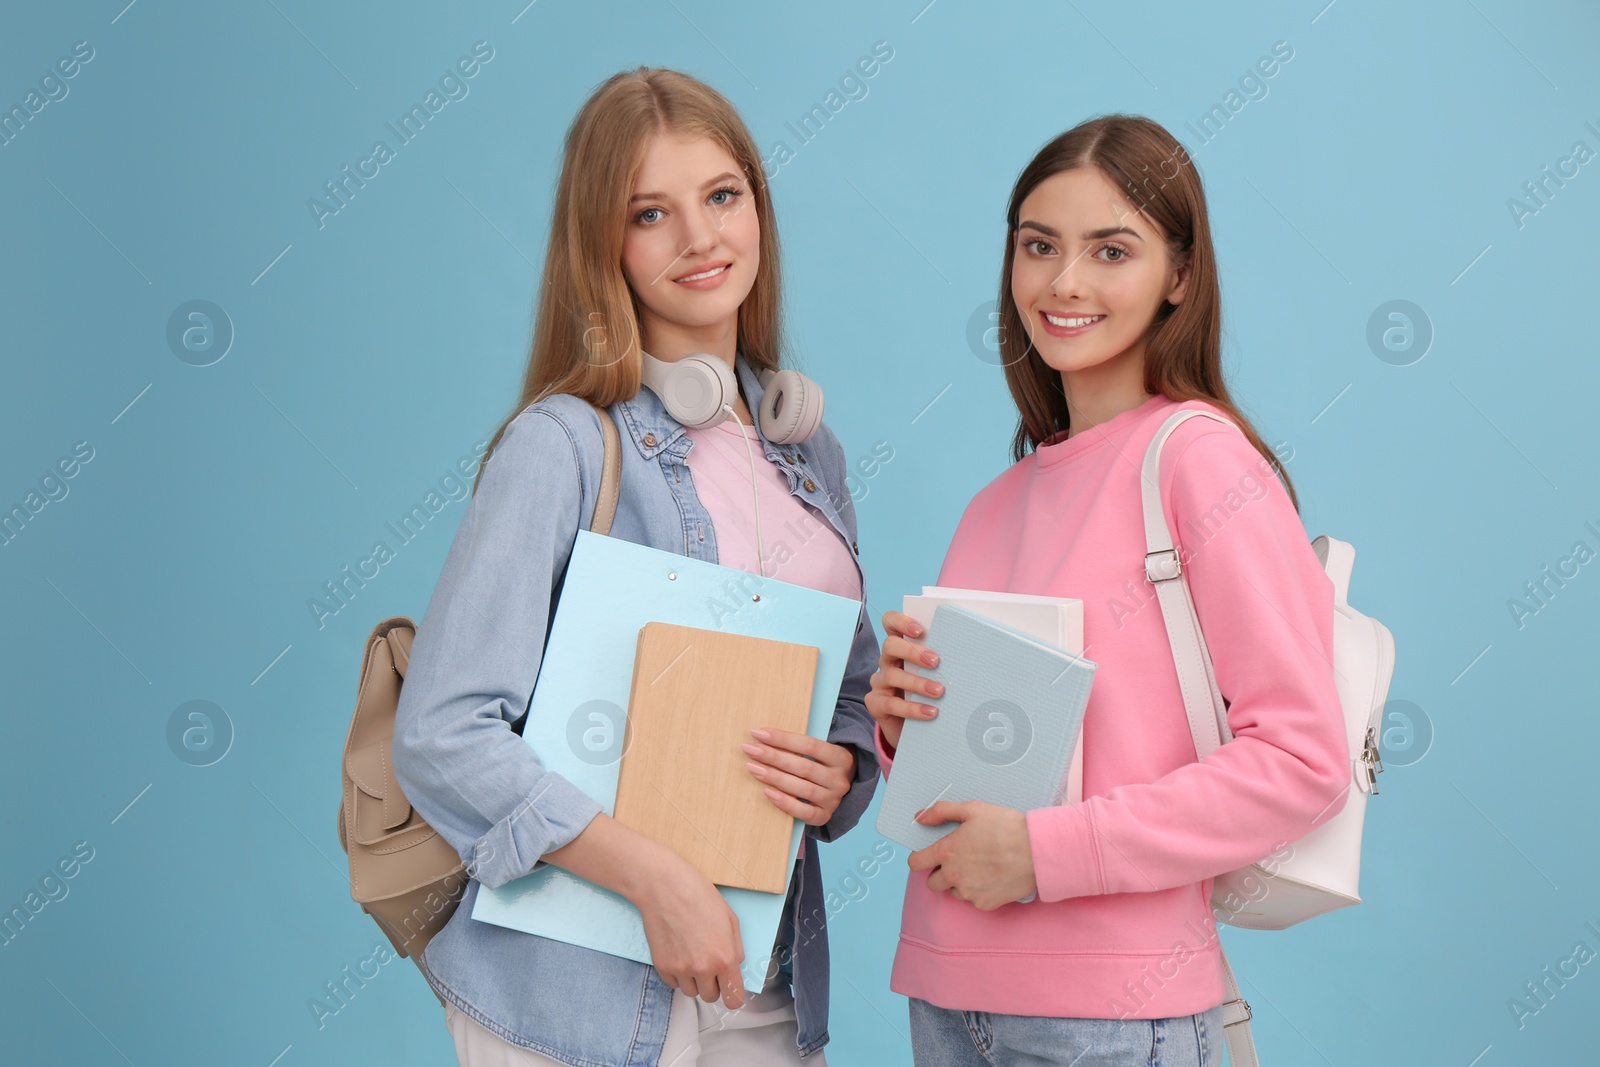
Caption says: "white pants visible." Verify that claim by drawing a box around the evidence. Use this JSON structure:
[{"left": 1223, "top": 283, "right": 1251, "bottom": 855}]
[{"left": 443, "top": 982, "right": 825, "bottom": 1066}]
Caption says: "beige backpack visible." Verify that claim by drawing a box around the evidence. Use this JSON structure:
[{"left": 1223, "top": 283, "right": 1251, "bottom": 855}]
[{"left": 336, "top": 402, "right": 621, "bottom": 977}]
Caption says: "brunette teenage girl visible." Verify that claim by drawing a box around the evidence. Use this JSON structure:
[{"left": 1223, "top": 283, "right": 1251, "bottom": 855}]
[{"left": 866, "top": 114, "right": 1348, "bottom": 1067}]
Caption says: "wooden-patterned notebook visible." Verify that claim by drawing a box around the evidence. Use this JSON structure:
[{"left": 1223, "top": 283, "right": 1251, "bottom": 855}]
[{"left": 612, "top": 622, "right": 819, "bottom": 893}]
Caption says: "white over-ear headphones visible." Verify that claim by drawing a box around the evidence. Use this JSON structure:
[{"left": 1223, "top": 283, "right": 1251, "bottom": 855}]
[{"left": 639, "top": 351, "right": 823, "bottom": 444}]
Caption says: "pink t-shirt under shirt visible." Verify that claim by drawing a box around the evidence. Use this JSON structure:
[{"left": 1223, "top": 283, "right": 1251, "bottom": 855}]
[
  {"left": 683, "top": 419, "right": 861, "bottom": 603},
  {"left": 874, "top": 393, "right": 1350, "bottom": 1020},
  {"left": 684, "top": 417, "right": 861, "bottom": 1004}
]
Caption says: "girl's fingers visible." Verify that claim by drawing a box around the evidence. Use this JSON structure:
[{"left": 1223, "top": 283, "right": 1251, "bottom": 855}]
[
  {"left": 883, "top": 634, "right": 938, "bottom": 669},
  {"left": 749, "top": 763, "right": 821, "bottom": 805},
  {"left": 868, "top": 623, "right": 944, "bottom": 728},
  {"left": 864, "top": 689, "right": 898, "bottom": 728},
  {"left": 882, "top": 610, "right": 926, "bottom": 640},
  {"left": 865, "top": 689, "right": 937, "bottom": 723},
  {"left": 883, "top": 664, "right": 943, "bottom": 700},
  {"left": 866, "top": 666, "right": 942, "bottom": 721},
  {"left": 743, "top": 742, "right": 830, "bottom": 782},
  {"left": 718, "top": 912, "right": 746, "bottom": 1007},
  {"left": 761, "top": 783, "right": 827, "bottom": 824},
  {"left": 719, "top": 968, "right": 746, "bottom": 1010},
  {"left": 888, "top": 693, "right": 938, "bottom": 720},
  {"left": 746, "top": 729, "right": 849, "bottom": 768}
]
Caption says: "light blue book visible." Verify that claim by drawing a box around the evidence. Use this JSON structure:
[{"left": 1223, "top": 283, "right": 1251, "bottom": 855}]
[
  {"left": 471, "top": 530, "right": 861, "bottom": 990},
  {"left": 875, "top": 604, "right": 1096, "bottom": 853}
]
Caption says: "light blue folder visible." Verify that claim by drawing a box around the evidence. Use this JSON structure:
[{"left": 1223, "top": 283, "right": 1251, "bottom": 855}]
[
  {"left": 471, "top": 530, "right": 861, "bottom": 989},
  {"left": 875, "top": 604, "right": 1096, "bottom": 853}
]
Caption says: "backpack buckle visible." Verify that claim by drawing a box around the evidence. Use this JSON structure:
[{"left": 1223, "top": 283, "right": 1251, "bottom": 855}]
[
  {"left": 1222, "top": 994, "right": 1253, "bottom": 1026},
  {"left": 1358, "top": 726, "right": 1384, "bottom": 795},
  {"left": 1145, "top": 549, "right": 1182, "bottom": 583}
]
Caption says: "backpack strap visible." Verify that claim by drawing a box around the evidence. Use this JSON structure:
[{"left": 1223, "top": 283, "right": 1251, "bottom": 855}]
[
  {"left": 585, "top": 401, "right": 621, "bottom": 536},
  {"left": 1219, "top": 947, "right": 1260, "bottom": 1067},
  {"left": 1311, "top": 534, "right": 1354, "bottom": 608},
  {"left": 506, "top": 400, "right": 619, "bottom": 741},
  {"left": 1139, "top": 408, "right": 1236, "bottom": 759},
  {"left": 1140, "top": 409, "right": 1262, "bottom": 1063}
]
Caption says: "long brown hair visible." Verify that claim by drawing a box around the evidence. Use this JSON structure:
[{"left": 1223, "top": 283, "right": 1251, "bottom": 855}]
[
  {"left": 996, "top": 114, "right": 1298, "bottom": 510},
  {"left": 473, "top": 67, "right": 785, "bottom": 492}
]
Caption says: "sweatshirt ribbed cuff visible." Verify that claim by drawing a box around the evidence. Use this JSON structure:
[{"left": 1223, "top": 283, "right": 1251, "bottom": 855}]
[
  {"left": 873, "top": 722, "right": 896, "bottom": 778},
  {"left": 1025, "top": 802, "right": 1106, "bottom": 902}
]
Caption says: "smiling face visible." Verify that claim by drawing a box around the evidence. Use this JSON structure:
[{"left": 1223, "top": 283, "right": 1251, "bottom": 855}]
[
  {"left": 619, "top": 129, "right": 759, "bottom": 359},
  {"left": 1010, "top": 166, "right": 1189, "bottom": 404}
]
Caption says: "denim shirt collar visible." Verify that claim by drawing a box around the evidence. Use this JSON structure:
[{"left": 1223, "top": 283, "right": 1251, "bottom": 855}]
[{"left": 615, "top": 352, "right": 796, "bottom": 464}]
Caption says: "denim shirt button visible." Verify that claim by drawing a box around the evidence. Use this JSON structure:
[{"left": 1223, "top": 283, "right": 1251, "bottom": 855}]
[
  {"left": 803, "top": 478, "right": 817, "bottom": 493},
  {"left": 851, "top": 540, "right": 859, "bottom": 554},
  {"left": 643, "top": 432, "right": 657, "bottom": 447}
]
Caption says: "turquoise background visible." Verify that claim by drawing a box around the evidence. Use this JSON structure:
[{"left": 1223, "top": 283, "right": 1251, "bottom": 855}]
[{"left": 3, "top": 1, "right": 1597, "bottom": 1063}]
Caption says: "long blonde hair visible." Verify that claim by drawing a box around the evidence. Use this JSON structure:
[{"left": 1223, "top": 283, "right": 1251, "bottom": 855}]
[
  {"left": 474, "top": 67, "right": 785, "bottom": 492},
  {"left": 995, "top": 114, "right": 1298, "bottom": 511}
]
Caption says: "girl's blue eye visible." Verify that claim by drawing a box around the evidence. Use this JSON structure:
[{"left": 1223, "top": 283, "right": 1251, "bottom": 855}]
[{"left": 635, "top": 187, "right": 741, "bottom": 224}]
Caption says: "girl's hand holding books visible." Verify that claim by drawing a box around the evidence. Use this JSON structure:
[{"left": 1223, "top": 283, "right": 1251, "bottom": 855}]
[
  {"left": 865, "top": 609, "right": 945, "bottom": 751},
  {"left": 632, "top": 847, "right": 748, "bottom": 1009},
  {"left": 741, "top": 729, "right": 857, "bottom": 826},
  {"left": 908, "top": 800, "right": 1038, "bottom": 911}
]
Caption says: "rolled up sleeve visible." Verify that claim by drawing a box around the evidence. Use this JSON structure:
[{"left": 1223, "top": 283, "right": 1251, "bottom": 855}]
[{"left": 391, "top": 406, "right": 604, "bottom": 889}]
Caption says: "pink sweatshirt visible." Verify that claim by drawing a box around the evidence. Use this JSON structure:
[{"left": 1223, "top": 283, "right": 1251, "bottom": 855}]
[{"left": 874, "top": 393, "right": 1349, "bottom": 1020}]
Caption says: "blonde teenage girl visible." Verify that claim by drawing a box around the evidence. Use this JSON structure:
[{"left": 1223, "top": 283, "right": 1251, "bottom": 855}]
[{"left": 393, "top": 68, "right": 880, "bottom": 1067}]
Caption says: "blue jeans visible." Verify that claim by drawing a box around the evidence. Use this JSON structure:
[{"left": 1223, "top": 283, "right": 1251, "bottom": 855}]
[{"left": 908, "top": 998, "right": 1224, "bottom": 1067}]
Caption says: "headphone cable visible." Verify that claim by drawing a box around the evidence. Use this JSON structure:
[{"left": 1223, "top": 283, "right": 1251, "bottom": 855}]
[{"left": 721, "top": 402, "right": 766, "bottom": 581}]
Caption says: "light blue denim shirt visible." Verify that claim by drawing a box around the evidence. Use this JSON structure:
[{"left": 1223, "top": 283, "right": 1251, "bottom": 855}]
[{"left": 392, "top": 353, "right": 881, "bottom": 1065}]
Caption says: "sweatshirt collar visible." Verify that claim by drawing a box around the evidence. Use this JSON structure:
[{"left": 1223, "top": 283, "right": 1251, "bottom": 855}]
[{"left": 1033, "top": 392, "right": 1173, "bottom": 469}]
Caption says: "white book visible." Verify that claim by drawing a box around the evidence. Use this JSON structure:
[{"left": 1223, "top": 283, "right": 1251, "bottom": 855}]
[{"left": 903, "top": 587, "right": 1084, "bottom": 804}]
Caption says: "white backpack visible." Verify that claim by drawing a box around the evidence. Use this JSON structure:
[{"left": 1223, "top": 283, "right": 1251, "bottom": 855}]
[{"left": 1140, "top": 410, "right": 1396, "bottom": 1067}]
